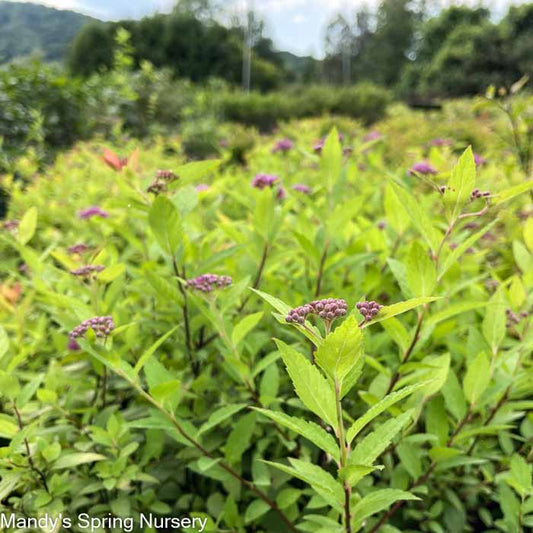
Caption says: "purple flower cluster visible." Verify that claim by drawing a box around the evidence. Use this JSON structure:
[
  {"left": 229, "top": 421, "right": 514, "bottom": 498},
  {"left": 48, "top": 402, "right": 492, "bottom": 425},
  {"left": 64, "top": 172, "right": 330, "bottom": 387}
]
[
  {"left": 285, "top": 298, "right": 348, "bottom": 325},
  {"left": 471, "top": 188, "right": 491, "bottom": 200},
  {"left": 276, "top": 186, "right": 287, "bottom": 201},
  {"left": 429, "top": 138, "right": 452, "bottom": 147},
  {"left": 2, "top": 220, "right": 19, "bottom": 231},
  {"left": 292, "top": 184, "right": 311, "bottom": 194},
  {"left": 252, "top": 174, "right": 279, "bottom": 189},
  {"left": 410, "top": 161, "right": 437, "bottom": 175},
  {"left": 195, "top": 183, "right": 210, "bottom": 192},
  {"left": 68, "top": 243, "right": 90, "bottom": 255},
  {"left": 272, "top": 138, "right": 294, "bottom": 153},
  {"left": 78, "top": 207, "right": 109, "bottom": 220},
  {"left": 70, "top": 265, "right": 105, "bottom": 277},
  {"left": 186, "top": 274, "right": 232, "bottom": 293},
  {"left": 506, "top": 308, "right": 528, "bottom": 327},
  {"left": 363, "top": 131, "right": 381, "bottom": 142},
  {"left": 474, "top": 154, "right": 487, "bottom": 167},
  {"left": 69, "top": 316, "right": 115, "bottom": 342},
  {"left": 356, "top": 301, "right": 383, "bottom": 322}
]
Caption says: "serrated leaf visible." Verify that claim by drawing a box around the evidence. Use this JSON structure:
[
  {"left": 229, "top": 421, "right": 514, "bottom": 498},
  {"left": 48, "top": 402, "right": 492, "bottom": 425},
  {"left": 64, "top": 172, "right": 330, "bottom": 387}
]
[
  {"left": 351, "top": 489, "right": 420, "bottom": 530},
  {"left": 445, "top": 147, "right": 476, "bottom": 222},
  {"left": 264, "top": 459, "right": 344, "bottom": 511},
  {"left": 244, "top": 500, "right": 270, "bottom": 524},
  {"left": 321, "top": 127, "right": 342, "bottom": 193},
  {"left": 231, "top": 312, "right": 263, "bottom": 346},
  {"left": 17, "top": 206, "right": 37, "bottom": 245},
  {"left": 439, "top": 219, "right": 498, "bottom": 279},
  {"left": 197, "top": 404, "right": 247, "bottom": 438},
  {"left": 361, "top": 297, "right": 440, "bottom": 328},
  {"left": 97, "top": 263, "right": 125, "bottom": 283},
  {"left": 482, "top": 287, "right": 506, "bottom": 354},
  {"left": 315, "top": 315, "right": 364, "bottom": 385},
  {"left": 275, "top": 339, "right": 337, "bottom": 429},
  {"left": 134, "top": 325, "right": 179, "bottom": 375},
  {"left": 347, "top": 383, "right": 427, "bottom": 444},
  {"left": 349, "top": 410, "right": 414, "bottom": 466},
  {"left": 52, "top": 453, "right": 107, "bottom": 470},
  {"left": 406, "top": 242, "right": 437, "bottom": 297},
  {"left": 339, "top": 464, "right": 382, "bottom": 487},
  {"left": 463, "top": 352, "right": 491, "bottom": 405},
  {"left": 493, "top": 180, "right": 533, "bottom": 206},
  {"left": 391, "top": 182, "right": 441, "bottom": 250},
  {"left": 254, "top": 408, "right": 340, "bottom": 462},
  {"left": 148, "top": 196, "right": 182, "bottom": 255}
]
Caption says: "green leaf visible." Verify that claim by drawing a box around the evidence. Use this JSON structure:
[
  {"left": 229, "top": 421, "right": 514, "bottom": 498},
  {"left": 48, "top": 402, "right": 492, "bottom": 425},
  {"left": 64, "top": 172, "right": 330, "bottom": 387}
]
[
  {"left": 148, "top": 196, "right": 182, "bottom": 255},
  {"left": 231, "top": 312, "right": 263, "bottom": 346},
  {"left": 254, "top": 408, "right": 340, "bottom": 462},
  {"left": 406, "top": 242, "right": 436, "bottom": 297},
  {"left": 225, "top": 412, "right": 256, "bottom": 463},
  {"left": 275, "top": 339, "right": 337, "bottom": 429},
  {"left": 174, "top": 159, "right": 221, "bottom": 183},
  {"left": 493, "top": 180, "right": 533, "bottom": 206},
  {"left": 244, "top": 500, "right": 270, "bottom": 524},
  {"left": 349, "top": 410, "right": 414, "bottom": 466},
  {"left": 197, "top": 404, "right": 247, "bottom": 438},
  {"left": 97, "top": 263, "right": 125, "bottom": 283},
  {"left": 52, "top": 453, "right": 107, "bottom": 470},
  {"left": 445, "top": 146, "right": 476, "bottom": 222},
  {"left": 321, "top": 127, "right": 342, "bottom": 193},
  {"left": 0, "top": 417, "right": 18, "bottom": 439},
  {"left": 524, "top": 217, "right": 533, "bottom": 253},
  {"left": 361, "top": 297, "right": 440, "bottom": 328},
  {"left": 0, "top": 326, "right": 9, "bottom": 361},
  {"left": 339, "top": 464, "right": 383, "bottom": 487},
  {"left": 397, "top": 442, "right": 422, "bottom": 478},
  {"left": 264, "top": 458, "right": 344, "bottom": 511},
  {"left": 426, "top": 396, "right": 449, "bottom": 445},
  {"left": 441, "top": 369, "right": 467, "bottom": 421},
  {"left": 346, "top": 383, "right": 427, "bottom": 444},
  {"left": 315, "top": 316, "right": 364, "bottom": 385},
  {"left": 482, "top": 287, "right": 506, "bottom": 355},
  {"left": 391, "top": 182, "right": 441, "bottom": 250},
  {"left": 351, "top": 489, "right": 420, "bottom": 530},
  {"left": 463, "top": 352, "right": 491, "bottom": 405},
  {"left": 384, "top": 182, "right": 410, "bottom": 234},
  {"left": 439, "top": 219, "right": 498, "bottom": 279},
  {"left": 134, "top": 325, "right": 179, "bottom": 375},
  {"left": 17, "top": 206, "right": 37, "bottom": 245}
]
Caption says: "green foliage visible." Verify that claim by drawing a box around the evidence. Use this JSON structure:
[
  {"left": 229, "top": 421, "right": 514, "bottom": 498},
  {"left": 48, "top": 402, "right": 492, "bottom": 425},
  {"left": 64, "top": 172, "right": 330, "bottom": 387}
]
[{"left": 1, "top": 105, "right": 532, "bottom": 533}]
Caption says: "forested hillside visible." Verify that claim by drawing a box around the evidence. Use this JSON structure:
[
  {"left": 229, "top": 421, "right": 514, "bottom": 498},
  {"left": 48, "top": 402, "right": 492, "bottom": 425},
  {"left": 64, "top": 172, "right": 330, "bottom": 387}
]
[{"left": 0, "top": 1, "right": 94, "bottom": 63}]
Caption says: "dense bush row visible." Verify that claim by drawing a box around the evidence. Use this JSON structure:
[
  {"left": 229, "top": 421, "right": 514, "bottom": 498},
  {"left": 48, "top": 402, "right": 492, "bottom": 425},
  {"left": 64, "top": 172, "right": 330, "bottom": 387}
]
[
  {"left": 0, "top": 98, "right": 532, "bottom": 531},
  {"left": 0, "top": 55, "right": 391, "bottom": 168}
]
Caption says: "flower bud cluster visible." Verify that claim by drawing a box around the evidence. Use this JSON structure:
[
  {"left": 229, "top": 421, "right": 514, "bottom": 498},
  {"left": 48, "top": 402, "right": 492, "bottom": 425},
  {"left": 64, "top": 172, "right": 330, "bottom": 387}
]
[
  {"left": 69, "top": 316, "right": 115, "bottom": 340},
  {"left": 285, "top": 298, "right": 348, "bottom": 325},
  {"left": 2, "top": 220, "right": 19, "bottom": 231},
  {"left": 68, "top": 243, "right": 90, "bottom": 254},
  {"left": 292, "top": 184, "right": 311, "bottom": 194},
  {"left": 272, "top": 138, "right": 294, "bottom": 153},
  {"left": 356, "top": 300, "right": 383, "bottom": 322},
  {"left": 70, "top": 265, "right": 105, "bottom": 277},
  {"left": 470, "top": 188, "right": 491, "bottom": 200},
  {"left": 252, "top": 174, "right": 279, "bottom": 189},
  {"left": 186, "top": 274, "right": 232, "bottom": 293},
  {"left": 78, "top": 206, "right": 109, "bottom": 219},
  {"left": 147, "top": 169, "right": 178, "bottom": 195},
  {"left": 410, "top": 161, "right": 437, "bottom": 175},
  {"left": 506, "top": 308, "right": 529, "bottom": 327}
]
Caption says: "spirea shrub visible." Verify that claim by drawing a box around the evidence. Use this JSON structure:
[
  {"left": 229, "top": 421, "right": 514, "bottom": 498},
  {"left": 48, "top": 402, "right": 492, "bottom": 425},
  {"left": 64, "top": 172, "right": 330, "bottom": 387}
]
[{"left": 0, "top": 111, "right": 532, "bottom": 533}]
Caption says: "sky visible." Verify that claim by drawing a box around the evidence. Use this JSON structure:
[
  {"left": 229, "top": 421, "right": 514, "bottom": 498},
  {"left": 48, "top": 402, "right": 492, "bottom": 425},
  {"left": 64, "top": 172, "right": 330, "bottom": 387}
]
[{"left": 4, "top": 0, "right": 527, "bottom": 57}]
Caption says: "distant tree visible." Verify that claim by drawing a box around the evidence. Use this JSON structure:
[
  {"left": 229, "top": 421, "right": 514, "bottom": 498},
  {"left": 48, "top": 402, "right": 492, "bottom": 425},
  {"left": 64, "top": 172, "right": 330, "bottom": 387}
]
[
  {"left": 67, "top": 22, "right": 114, "bottom": 76},
  {"left": 501, "top": 4, "right": 533, "bottom": 80}
]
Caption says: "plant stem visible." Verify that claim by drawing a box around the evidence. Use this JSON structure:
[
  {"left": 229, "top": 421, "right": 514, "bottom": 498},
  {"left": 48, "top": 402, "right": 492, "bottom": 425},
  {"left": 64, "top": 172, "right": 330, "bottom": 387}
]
[
  {"left": 172, "top": 258, "right": 196, "bottom": 375},
  {"left": 335, "top": 380, "right": 351, "bottom": 533},
  {"left": 315, "top": 240, "right": 329, "bottom": 297},
  {"left": 13, "top": 403, "right": 49, "bottom": 493},
  {"left": 119, "top": 370, "right": 297, "bottom": 533},
  {"left": 238, "top": 242, "right": 269, "bottom": 312},
  {"left": 368, "top": 408, "right": 472, "bottom": 533},
  {"left": 384, "top": 309, "right": 425, "bottom": 395}
]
